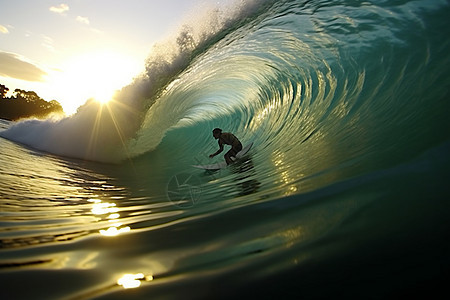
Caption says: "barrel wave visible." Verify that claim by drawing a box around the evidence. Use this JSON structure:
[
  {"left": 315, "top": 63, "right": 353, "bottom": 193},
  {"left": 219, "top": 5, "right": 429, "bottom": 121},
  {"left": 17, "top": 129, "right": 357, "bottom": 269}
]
[
  {"left": 131, "top": 0, "right": 450, "bottom": 195},
  {"left": 0, "top": 0, "right": 449, "bottom": 299}
]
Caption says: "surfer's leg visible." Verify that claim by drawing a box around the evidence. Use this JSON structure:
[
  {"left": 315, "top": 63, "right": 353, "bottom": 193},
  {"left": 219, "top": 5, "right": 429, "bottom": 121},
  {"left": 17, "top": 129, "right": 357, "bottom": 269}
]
[
  {"left": 234, "top": 143, "right": 242, "bottom": 153},
  {"left": 224, "top": 148, "right": 237, "bottom": 165},
  {"left": 224, "top": 151, "right": 233, "bottom": 164}
]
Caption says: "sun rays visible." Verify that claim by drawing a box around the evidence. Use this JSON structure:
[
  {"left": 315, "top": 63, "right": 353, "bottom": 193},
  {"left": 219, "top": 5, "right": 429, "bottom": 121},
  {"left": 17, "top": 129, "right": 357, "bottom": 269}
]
[{"left": 84, "top": 97, "right": 139, "bottom": 162}]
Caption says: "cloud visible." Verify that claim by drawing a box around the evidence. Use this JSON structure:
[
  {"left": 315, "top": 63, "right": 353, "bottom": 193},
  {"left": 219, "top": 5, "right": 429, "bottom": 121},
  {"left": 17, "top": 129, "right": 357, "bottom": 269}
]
[
  {"left": 49, "top": 4, "right": 69, "bottom": 15},
  {"left": 41, "top": 35, "right": 56, "bottom": 52},
  {"left": 0, "top": 24, "right": 9, "bottom": 34},
  {"left": 0, "top": 52, "right": 47, "bottom": 82},
  {"left": 76, "top": 16, "right": 90, "bottom": 25}
]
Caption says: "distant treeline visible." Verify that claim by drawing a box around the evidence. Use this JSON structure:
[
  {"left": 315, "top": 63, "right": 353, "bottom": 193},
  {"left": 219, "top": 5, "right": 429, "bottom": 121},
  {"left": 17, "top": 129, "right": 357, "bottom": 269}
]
[{"left": 0, "top": 84, "right": 63, "bottom": 120}]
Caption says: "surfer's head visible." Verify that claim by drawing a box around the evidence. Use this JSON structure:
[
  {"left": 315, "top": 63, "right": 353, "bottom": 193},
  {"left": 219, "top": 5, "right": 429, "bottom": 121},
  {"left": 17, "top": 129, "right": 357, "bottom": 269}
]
[{"left": 212, "top": 128, "right": 222, "bottom": 139}]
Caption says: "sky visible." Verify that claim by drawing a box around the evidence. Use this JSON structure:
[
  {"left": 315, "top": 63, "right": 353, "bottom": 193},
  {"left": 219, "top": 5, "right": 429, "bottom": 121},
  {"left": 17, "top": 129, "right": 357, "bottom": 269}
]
[{"left": 0, "top": 0, "right": 233, "bottom": 114}]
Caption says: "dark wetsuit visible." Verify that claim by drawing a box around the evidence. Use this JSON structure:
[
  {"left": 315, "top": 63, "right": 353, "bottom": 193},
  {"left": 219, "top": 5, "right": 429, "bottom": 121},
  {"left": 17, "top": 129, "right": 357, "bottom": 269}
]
[{"left": 219, "top": 132, "right": 243, "bottom": 161}]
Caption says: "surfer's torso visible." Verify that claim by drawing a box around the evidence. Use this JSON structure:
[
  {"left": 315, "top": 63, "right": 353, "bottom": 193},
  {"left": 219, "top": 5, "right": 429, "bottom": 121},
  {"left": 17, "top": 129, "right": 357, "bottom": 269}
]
[{"left": 219, "top": 132, "right": 242, "bottom": 149}]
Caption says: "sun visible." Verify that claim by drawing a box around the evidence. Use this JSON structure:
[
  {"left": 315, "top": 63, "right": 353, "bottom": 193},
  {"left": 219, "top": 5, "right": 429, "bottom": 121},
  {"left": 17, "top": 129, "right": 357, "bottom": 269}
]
[
  {"left": 49, "top": 50, "right": 142, "bottom": 113},
  {"left": 93, "top": 88, "right": 116, "bottom": 105}
]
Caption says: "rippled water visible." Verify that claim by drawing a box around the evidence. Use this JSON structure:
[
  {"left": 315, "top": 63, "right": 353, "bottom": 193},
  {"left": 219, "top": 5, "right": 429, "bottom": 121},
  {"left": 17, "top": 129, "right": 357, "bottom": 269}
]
[{"left": 1, "top": 0, "right": 450, "bottom": 298}]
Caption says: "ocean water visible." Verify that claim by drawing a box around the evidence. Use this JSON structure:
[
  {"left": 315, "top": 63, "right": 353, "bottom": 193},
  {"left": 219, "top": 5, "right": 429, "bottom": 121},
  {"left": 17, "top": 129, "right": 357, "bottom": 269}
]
[{"left": 1, "top": 0, "right": 450, "bottom": 299}]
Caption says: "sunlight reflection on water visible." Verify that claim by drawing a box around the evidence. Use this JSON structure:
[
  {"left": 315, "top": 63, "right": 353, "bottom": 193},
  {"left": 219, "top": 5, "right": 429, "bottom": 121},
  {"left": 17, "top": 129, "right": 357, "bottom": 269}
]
[
  {"left": 117, "top": 273, "right": 153, "bottom": 289},
  {"left": 88, "top": 198, "right": 132, "bottom": 237}
]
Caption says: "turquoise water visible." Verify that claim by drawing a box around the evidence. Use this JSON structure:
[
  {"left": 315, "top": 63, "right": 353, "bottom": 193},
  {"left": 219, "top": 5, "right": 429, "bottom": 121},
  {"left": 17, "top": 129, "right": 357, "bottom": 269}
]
[{"left": 1, "top": 0, "right": 450, "bottom": 298}]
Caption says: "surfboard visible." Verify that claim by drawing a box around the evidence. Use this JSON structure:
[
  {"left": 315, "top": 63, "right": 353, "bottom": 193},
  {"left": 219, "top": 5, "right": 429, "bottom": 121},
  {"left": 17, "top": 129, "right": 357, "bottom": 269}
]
[{"left": 193, "top": 142, "right": 253, "bottom": 170}]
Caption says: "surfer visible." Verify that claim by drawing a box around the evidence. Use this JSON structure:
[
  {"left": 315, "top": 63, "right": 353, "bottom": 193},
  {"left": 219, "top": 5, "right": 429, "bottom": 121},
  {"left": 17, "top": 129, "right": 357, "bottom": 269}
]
[{"left": 209, "top": 128, "right": 243, "bottom": 165}]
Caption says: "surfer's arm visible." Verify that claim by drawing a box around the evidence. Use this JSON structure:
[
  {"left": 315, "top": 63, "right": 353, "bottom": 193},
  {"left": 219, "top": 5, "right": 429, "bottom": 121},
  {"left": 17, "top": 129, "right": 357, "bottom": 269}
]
[{"left": 209, "top": 143, "right": 224, "bottom": 158}]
